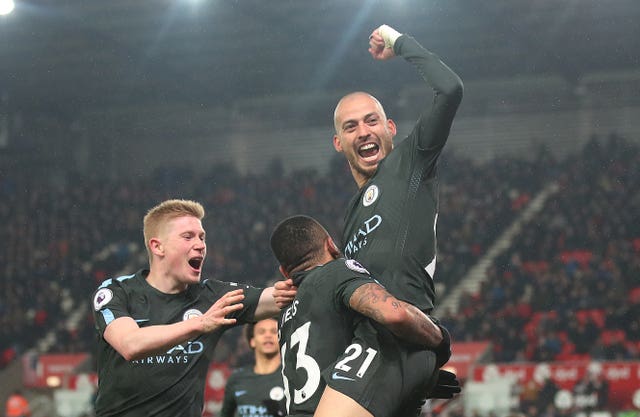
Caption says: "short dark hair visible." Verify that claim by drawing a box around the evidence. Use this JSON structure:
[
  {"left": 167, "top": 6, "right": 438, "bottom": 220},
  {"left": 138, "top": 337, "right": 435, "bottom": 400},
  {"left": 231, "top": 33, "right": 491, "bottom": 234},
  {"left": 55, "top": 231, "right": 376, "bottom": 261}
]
[
  {"left": 244, "top": 318, "right": 278, "bottom": 347},
  {"left": 270, "top": 215, "right": 328, "bottom": 274}
]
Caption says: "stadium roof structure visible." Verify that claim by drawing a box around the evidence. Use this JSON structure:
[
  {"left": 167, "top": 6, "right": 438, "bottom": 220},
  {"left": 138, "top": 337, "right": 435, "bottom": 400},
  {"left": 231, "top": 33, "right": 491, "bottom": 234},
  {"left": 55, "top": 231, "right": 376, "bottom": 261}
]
[{"left": 1, "top": 0, "right": 639, "bottom": 116}]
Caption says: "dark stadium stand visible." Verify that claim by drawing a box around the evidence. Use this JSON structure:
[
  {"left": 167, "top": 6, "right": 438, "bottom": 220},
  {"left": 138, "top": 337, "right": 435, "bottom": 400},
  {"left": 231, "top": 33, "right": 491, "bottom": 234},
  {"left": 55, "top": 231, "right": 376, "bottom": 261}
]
[
  {"left": 2, "top": 1, "right": 640, "bottom": 415},
  {"left": 441, "top": 134, "right": 640, "bottom": 364},
  {"left": 2, "top": 133, "right": 638, "bottom": 364},
  {"left": 1, "top": 134, "right": 639, "bottom": 417}
]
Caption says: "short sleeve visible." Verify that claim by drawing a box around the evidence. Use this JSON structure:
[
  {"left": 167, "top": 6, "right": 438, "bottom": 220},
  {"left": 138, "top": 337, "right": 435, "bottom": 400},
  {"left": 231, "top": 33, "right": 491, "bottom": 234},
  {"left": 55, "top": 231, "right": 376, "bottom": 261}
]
[
  {"left": 91, "top": 283, "right": 131, "bottom": 337},
  {"left": 332, "top": 260, "right": 378, "bottom": 310}
]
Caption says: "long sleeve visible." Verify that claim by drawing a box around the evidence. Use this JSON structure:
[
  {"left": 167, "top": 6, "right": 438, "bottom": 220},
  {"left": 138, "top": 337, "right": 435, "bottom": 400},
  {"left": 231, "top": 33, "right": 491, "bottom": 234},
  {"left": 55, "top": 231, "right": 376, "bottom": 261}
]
[{"left": 394, "top": 35, "right": 463, "bottom": 152}]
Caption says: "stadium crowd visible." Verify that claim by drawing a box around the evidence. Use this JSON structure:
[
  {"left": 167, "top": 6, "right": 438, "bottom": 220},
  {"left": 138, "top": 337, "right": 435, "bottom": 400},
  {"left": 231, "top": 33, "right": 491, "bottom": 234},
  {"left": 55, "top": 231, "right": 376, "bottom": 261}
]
[
  {"left": 1, "top": 134, "right": 639, "bottom": 380},
  {"left": 440, "top": 133, "right": 640, "bottom": 363}
]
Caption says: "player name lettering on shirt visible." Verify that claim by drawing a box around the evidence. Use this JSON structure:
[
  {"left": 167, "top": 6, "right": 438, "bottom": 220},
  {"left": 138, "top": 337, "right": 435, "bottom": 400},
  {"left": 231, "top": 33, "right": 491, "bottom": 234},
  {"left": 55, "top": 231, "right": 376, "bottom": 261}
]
[
  {"left": 344, "top": 215, "right": 382, "bottom": 258},
  {"left": 280, "top": 299, "right": 299, "bottom": 328}
]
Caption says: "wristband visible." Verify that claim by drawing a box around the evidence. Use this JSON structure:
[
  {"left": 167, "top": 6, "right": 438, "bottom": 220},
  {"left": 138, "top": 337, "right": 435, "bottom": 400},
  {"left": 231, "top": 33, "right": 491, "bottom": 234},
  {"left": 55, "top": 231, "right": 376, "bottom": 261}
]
[{"left": 377, "top": 24, "right": 402, "bottom": 49}]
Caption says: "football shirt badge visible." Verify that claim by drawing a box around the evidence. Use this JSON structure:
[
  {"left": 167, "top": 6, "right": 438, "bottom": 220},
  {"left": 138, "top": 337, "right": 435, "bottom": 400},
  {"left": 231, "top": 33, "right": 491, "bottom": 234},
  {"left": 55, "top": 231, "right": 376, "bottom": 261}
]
[
  {"left": 345, "top": 259, "right": 370, "bottom": 275},
  {"left": 183, "top": 309, "right": 203, "bottom": 321},
  {"left": 362, "top": 185, "right": 379, "bottom": 207},
  {"left": 93, "top": 289, "right": 113, "bottom": 311}
]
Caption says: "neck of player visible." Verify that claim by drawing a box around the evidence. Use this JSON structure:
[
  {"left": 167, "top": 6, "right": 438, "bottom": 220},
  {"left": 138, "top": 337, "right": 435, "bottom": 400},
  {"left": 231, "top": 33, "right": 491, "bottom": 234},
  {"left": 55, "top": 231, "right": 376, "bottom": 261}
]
[{"left": 254, "top": 351, "right": 280, "bottom": 375}]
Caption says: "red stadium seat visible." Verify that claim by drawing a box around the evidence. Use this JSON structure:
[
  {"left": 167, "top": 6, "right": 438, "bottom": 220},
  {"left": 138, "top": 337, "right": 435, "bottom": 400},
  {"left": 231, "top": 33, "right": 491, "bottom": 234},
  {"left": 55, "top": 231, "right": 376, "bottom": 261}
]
[
  {"left": 629, "top": 287, "right": 640, "bottom": 303},
  {"left": 601, "top": 329, "right": 626, "bottom": 346},
  {"left": 589, "top": 309, "right": 605, "bottom": 328}
]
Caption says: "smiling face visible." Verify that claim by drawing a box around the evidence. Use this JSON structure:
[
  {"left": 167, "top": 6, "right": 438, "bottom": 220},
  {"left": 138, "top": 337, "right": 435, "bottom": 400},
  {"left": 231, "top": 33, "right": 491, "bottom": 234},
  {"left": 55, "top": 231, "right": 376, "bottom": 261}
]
[
  {"left": 143, "top": 199, "right": 206, "bottom": 293},
  {"left": 333, "top": 92, "right": 396, "bottom": 188},
  {"left": 149, "top": 214, "right": 206, "bottom": 291}
]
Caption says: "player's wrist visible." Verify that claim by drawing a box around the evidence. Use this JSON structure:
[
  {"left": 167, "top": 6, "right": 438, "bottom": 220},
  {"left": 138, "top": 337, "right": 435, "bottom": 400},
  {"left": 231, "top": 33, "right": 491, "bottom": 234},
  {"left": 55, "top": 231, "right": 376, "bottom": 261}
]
[
  {"left": 436, "top": 324, "right": 450, "bottom": 349},
  {"left": 377, "top": 24, "right": 402, "bottom": 49},
  {"left": 196, "top": 315, "right": 214, "bottom": 334},
  {"left": 429, "top": 316, "right": 452, "bottom": 367}
]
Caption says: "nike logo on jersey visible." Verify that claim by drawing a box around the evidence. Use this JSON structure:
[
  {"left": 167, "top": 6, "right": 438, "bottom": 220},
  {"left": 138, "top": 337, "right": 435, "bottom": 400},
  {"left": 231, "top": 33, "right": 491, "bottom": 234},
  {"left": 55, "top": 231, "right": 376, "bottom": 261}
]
[
  {"left": 331, "top": 372, "right": 356, "bottom": 382},
  {"left": 135, "top": 319, "right": 150, "bottom": 323},
  {"left": 235, "top": 390, "right": 247, "bottom": 396}
]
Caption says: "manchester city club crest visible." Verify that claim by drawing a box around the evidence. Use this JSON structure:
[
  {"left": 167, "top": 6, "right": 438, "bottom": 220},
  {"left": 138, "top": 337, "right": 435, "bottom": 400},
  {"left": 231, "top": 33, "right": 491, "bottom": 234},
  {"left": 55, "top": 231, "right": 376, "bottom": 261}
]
[
  {"left": 183, "top": 309, "right": 203, "bottom": 321},
  {"left": 362, "top": 184, "right": 379, "bottom": 207},
  {"left": 270, "top": 386, "right": 285, "bottom": 401}
]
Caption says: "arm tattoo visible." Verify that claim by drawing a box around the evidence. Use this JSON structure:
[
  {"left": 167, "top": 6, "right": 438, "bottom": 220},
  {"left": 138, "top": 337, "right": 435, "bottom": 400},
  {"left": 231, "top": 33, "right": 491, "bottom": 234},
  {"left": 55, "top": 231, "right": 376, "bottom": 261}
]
[
  {"left": 350, "top": 284, "right": 442, "bottom": 347},
  {"left": 351, "top": 283, "right": 400, "bottom": 323}
]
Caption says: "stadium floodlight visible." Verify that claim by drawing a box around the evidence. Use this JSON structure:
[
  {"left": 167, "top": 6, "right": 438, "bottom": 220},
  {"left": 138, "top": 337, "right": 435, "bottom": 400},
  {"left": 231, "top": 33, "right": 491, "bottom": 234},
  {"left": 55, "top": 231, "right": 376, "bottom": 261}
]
[{"left": 0, "top": 0, "right": 15, "bottom": 15}]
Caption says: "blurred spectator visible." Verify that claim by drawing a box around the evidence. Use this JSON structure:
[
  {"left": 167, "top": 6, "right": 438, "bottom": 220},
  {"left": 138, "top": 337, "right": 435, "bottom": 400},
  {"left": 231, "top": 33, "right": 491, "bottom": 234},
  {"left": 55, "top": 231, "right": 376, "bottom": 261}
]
[
  {"left": 537, "top": 376, "right": 559, "bottom": 412},
  {"left": 443, "top": 134, "right": 640, "bottom": 362},
  {"left": 573, "top": 369, "right": 609, "bottom": 412},
  {"left": 5, "top": 389, "right": 30, "bottom": 417},
  {"left": 519, "top": 380, "right": 540, "bottom": 411}
]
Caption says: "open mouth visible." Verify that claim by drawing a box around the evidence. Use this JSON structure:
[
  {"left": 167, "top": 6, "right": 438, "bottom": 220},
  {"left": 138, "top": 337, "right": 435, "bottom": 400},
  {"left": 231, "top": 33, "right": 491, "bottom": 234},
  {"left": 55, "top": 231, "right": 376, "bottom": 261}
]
[
  {"left": 188, "top": 257, "right": 203, "bottom": 271},
  {"left": 358, "top": 142, "right": 379, "bottom": 159}
]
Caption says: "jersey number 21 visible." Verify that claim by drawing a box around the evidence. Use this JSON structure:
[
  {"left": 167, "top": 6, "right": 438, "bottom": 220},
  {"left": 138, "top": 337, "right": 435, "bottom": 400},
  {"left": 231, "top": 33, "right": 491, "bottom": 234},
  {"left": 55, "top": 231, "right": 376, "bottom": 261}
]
[{"left": 280, "top": 321, "right": 378, "bottom": 411}]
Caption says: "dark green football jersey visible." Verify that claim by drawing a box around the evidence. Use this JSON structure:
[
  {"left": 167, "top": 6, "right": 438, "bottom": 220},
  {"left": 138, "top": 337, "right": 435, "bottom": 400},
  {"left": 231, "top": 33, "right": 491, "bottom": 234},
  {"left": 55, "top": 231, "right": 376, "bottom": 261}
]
[
  {"left": 92, "top": 269, "right": 263, "bottom": 417},
  {"left": 219, "top": 366, "right": 286, "bottom": 417},
  {"left": 341, "top": 35, "right": 463, "bottom": 313},
  {"left": 278, "top": 258, "right": 375, "bottom": 417}
]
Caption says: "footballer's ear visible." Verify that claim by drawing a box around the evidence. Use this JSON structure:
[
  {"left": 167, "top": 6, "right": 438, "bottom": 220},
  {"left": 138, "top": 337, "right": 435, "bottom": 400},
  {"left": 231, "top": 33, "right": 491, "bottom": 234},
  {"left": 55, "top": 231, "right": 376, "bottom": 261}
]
[
  {"left": 149, "top": 238, "right": 163, "bottom": 257},
  {"left": 333, "top": 134, "right": 344, "bottom": 152},
  {"left": 387, "top": 118, "right": 397, "bottom": 137},
  {"left": 278, "top": 265, "right": 291, "bottom": 279},
  {"left": 326, "top": 236, "right": 341, "bottom": 259}
]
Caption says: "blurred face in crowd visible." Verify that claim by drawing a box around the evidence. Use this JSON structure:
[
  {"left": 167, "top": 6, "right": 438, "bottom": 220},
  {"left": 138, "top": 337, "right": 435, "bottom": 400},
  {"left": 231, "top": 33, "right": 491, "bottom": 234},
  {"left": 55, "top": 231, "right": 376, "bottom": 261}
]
[
  {"left": 333, "top": 92, "right": 396, "bottom": 188},
  {"left": 150, "top": 215, "right": 206, "bottom": 290},
  {"left": 250, "top": 319, "right": 279, "bottom": 358}
]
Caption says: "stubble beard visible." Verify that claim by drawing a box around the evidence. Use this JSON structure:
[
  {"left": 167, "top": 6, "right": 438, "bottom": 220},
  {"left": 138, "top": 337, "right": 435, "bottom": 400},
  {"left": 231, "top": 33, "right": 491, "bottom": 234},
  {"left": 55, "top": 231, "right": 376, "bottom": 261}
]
[{"left": 349, "top": 158, "right": 377, "bottom": 184}]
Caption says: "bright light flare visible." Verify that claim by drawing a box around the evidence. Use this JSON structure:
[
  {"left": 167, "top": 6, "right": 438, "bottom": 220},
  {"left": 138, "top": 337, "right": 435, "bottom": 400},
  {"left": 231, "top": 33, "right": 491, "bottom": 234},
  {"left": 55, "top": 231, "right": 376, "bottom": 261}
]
[
  {"left": 0, "top": 0, "right": 15, "bottom": 16},
  {"left": 46, "top": 375, "right": 62, "bottom": 387}
]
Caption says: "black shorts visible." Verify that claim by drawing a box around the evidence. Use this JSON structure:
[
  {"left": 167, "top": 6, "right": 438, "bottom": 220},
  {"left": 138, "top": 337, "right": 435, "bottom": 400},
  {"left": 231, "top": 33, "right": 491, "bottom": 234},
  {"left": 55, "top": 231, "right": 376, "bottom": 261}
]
[{"left": 322, "top": 321, "right": 439, "bottom": 417}]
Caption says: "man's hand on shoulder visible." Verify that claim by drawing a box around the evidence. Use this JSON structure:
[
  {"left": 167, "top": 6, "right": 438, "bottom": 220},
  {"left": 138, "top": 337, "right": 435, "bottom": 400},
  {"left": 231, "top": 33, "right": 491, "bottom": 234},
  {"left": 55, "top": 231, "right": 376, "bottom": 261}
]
[{"left": 273, "top": 278, "right": 297, "bottom": 308}]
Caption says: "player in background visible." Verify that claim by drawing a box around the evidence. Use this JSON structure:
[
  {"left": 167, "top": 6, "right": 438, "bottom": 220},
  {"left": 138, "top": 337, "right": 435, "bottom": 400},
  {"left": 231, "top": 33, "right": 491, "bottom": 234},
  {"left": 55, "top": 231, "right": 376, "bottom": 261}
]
[{"left": 220, "top": 318, "right": 286, "bottom": 417}]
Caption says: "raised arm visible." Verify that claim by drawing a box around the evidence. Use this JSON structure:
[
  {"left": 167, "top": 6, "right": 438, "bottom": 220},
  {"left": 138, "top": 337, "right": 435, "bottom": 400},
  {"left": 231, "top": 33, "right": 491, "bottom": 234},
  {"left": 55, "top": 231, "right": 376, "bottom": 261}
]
[
  {"left": 370, "top": 24, "right": 463, "bottom": 152},
  {"left": 104, "top": 289, "right": 244, "bottom": 361},
  {"left": 349, "top": 283, "right": 442, "bottom": 348}
]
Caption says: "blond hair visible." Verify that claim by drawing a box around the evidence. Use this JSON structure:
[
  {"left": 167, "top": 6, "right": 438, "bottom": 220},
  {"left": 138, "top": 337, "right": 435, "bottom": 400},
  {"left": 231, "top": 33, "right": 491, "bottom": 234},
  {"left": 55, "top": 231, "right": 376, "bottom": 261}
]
[{"left": 143, "top": 199, "right": 205, "bottom": 262}]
